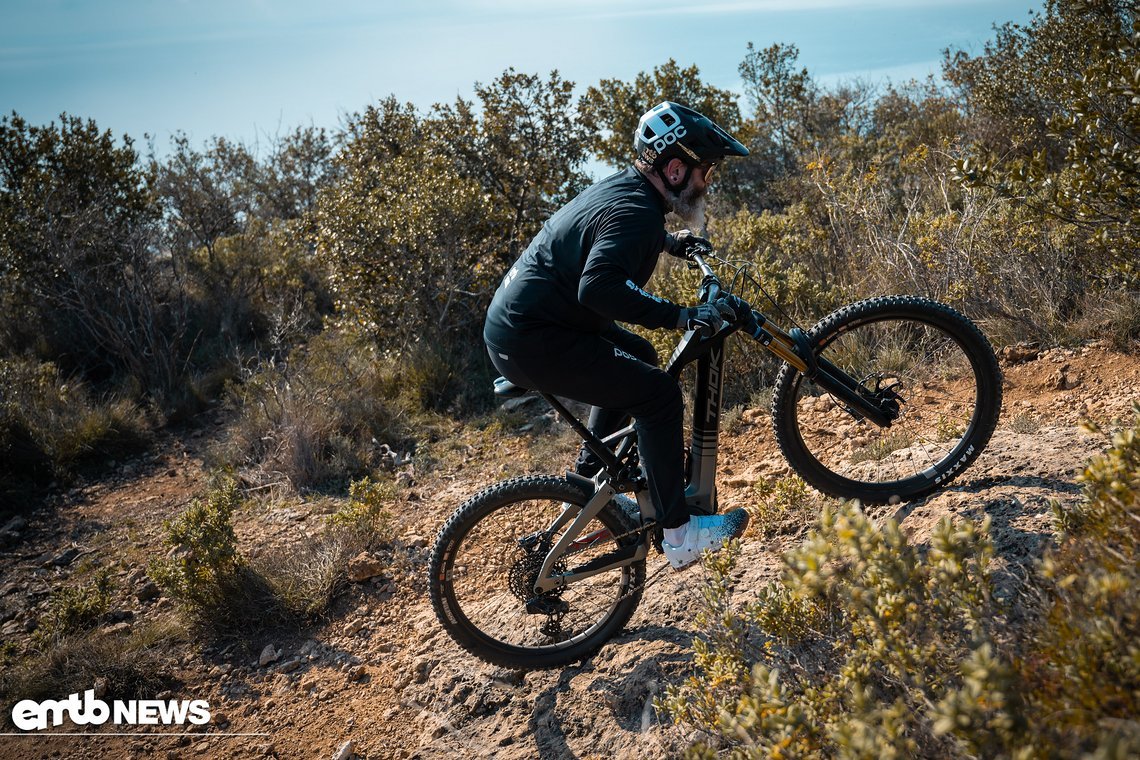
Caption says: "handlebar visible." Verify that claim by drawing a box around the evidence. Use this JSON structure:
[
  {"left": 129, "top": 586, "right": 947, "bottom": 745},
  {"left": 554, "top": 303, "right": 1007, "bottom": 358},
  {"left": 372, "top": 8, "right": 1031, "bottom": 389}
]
[{"left": 685, "top": 248, "right": 891, "bottom": 426}]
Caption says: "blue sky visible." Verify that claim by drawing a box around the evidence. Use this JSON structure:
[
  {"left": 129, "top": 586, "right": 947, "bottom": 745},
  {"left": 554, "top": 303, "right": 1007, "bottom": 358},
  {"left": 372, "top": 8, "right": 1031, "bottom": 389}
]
[{"left": 2, "top": 0, "right": 1040, "bottom": 163}]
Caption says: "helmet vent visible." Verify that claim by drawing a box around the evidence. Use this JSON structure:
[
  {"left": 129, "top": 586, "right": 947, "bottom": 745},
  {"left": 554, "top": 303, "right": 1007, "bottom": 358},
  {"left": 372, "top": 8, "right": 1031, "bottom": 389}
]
[
  {"left": 660, "top": 113, "right": 676, "bottom": 127},
  {"left": 642, "top": 126, "right": 656, "bottom": 139}
]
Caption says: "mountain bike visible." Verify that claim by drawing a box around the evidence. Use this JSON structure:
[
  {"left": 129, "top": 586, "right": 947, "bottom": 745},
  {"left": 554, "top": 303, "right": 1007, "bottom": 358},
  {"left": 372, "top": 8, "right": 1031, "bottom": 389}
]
[{"left": 428, "top": 251, "right": 1003, "bottom": 669}]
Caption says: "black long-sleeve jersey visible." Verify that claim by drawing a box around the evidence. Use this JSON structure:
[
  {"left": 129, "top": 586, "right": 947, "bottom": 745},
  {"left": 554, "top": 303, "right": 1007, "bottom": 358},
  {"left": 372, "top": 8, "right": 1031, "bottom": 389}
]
[{"left": 484, "top": 167, "right": 682, "bottom": 351}]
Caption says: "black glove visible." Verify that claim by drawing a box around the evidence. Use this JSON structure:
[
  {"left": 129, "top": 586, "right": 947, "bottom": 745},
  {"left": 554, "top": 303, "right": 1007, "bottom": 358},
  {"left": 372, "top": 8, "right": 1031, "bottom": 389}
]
[
  {"left": 664, "top": 229, "right": 712, "bottom": 260},
  {"left": 678, "top": 297, "right": 739, "bottom": 337}
]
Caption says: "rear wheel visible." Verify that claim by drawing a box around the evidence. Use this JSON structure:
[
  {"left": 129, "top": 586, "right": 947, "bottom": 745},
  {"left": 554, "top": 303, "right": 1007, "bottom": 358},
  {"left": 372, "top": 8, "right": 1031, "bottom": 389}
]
[
  {"left": 771, "top": 296, "right": 1002, "bottom": 504},
  {"left": 428, "top": 476, "right": 646, "bottom": 670}
]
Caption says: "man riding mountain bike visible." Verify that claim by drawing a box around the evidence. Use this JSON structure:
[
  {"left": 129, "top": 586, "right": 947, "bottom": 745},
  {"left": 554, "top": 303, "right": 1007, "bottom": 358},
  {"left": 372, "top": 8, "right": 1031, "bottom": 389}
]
[{"left": 484, "top": 101, "right": 752, "bottom": 570}]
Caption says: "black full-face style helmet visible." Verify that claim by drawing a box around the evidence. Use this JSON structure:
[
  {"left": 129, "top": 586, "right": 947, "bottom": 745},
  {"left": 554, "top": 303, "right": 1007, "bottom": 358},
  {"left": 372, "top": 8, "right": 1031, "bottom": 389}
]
[{"left": 634, "top": 101, "right": 749, "bottom": 190}]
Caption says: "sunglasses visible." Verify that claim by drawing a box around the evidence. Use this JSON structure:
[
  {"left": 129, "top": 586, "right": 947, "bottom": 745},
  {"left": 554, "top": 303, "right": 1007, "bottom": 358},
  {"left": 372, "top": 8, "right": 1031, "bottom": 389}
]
[{"left": 700, "top": 162, "right": 718, "bottom": 182}]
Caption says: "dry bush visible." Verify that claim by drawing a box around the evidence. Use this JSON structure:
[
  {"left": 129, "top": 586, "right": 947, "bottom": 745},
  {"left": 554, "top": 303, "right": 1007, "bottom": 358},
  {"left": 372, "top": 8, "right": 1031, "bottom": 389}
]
[
  {"left": 0, "top": 619, "right": 183, "bottom": 710},
  {"left": 0, "top": 358, "right": 150, "bottom": 487},
  {"left": 254, "top": 530, "right": 360, "bottom": 621},
  {"left": 219, "top": 330, "right": 410, "bottom": 493},
  {"left": 259, "top": 477, "right": 396, "bottom": 618},
  {"left": 1006, "top": 412, "right": 1042, "bottom": 434},
  {"left": 152, "top": 475, "right": 395, "bottom": 636},
  {"left": 1070, "top": 290, "right": 1140, "bottom": 353}
]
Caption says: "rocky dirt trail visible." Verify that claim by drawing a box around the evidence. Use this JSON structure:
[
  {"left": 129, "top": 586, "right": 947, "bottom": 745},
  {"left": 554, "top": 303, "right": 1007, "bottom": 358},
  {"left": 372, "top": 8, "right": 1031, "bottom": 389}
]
[{"left": 1, "top": 343, "right": 1137, "bottom": 759}]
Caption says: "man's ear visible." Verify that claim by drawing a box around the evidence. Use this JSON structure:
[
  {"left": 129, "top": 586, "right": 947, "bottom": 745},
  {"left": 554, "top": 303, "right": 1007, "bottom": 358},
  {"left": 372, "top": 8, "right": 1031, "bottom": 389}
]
[{"left": 666, "top": 158, "right": 688, "bottom": 184}]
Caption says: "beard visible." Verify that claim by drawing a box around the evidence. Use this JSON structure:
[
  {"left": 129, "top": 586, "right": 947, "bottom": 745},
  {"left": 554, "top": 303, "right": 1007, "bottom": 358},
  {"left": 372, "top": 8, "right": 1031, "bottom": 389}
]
[{"left": 665, "top": 175, "right": 708, "bottom": 230}]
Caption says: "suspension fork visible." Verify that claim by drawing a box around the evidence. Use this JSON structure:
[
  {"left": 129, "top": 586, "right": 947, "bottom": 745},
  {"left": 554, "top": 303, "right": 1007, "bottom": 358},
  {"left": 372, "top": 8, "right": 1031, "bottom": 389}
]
[
  {"left": 749, "top": 312, "right": 897, "bottom": 428},
  {"left": 687, "top": 251, "right": 896, "bottom": 428}
]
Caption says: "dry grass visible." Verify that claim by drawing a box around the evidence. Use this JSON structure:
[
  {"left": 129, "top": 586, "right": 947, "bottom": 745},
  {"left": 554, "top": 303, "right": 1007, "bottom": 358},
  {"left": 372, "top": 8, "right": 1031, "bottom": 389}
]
[
  {"left": 0, "top": 619, "right": 184, "bottom": 707},
  {"left": 1007, "top": 412, "right": 1042, "bottom": 434}
]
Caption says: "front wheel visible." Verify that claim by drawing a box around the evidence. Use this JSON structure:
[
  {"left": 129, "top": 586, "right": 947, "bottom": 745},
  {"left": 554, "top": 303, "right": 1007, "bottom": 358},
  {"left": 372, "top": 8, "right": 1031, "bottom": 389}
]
[
  {"left": 771, "top": 296, "right": 1002, "bottom": 504},
  {"left": 428, "top": 475, "right": 646, "bottom": 670}
]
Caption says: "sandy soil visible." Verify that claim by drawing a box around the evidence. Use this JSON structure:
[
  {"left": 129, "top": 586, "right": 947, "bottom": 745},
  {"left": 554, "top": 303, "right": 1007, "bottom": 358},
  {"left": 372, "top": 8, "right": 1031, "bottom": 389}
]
[{"left": 1, "top": 342, "right": 1137, "bottom": 759}]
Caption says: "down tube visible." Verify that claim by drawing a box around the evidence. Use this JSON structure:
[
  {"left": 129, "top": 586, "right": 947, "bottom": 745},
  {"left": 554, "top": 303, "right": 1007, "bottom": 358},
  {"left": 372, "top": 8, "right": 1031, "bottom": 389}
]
[{"left": 686, "top": 340, "right": 725, "bottom": 514}]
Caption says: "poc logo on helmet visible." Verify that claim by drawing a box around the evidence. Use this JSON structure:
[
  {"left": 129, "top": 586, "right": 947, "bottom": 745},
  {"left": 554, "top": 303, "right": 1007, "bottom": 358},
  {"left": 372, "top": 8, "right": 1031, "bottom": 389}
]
[{"left": 637, "top": 104, "right": 688, "bottom": 156}]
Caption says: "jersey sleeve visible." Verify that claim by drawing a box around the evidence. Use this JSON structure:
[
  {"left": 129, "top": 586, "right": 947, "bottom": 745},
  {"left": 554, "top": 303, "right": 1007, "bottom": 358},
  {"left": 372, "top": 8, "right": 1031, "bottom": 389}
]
[{"left": 577, "top": 205, "right": 682, "bottom": 330}]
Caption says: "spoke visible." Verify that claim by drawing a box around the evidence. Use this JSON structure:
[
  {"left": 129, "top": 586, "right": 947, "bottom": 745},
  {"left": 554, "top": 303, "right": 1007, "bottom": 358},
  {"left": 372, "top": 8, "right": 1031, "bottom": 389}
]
[
  {"left": 908, "top": 389, "right": 977, "bottom": 408},
  {"left": 799, "top": 320, "right": 984, "bottom": 485},
  {"left": 448, "top": 504, "right": 631, "bottom": 650},
  {"left": 890, "top": 335, "right": 958, "bottom": 383}
]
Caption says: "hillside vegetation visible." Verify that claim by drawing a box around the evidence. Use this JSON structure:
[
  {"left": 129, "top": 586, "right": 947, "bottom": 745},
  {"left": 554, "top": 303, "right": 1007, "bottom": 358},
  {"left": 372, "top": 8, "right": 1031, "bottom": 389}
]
[{"left": 0, "top": 0, "right": 1138, "bottom": 757}]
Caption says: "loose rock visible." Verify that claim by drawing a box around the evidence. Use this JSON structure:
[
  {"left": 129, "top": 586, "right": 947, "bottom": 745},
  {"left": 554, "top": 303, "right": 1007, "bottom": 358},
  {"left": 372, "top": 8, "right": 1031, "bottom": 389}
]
[
  {"left": 48, "top": 547, "right": 80, "bottom": 567},
  {"left": 1, "top": 516, "right": 26, "bottom": 534},
  {"left": 277, "top": 658, "right": 303, "bottom": 674},
  {"left": 259, "top": 644, "right": 281, "bottom": 667},
  {"left": 347, "top": 552, "right": 385, "bottom": 583}
]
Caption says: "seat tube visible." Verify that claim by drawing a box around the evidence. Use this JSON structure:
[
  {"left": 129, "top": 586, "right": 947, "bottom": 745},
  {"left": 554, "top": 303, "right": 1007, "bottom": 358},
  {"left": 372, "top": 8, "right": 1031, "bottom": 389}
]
[{"left": 686, "top": 339, "right": 725, "bottom": 513}]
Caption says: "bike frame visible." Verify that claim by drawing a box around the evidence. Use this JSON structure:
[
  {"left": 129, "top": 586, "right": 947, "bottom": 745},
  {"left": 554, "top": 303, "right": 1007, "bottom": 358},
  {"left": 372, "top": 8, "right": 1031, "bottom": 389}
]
[{"left": 530, "top": 253, "right": 900, "bottom": 595}]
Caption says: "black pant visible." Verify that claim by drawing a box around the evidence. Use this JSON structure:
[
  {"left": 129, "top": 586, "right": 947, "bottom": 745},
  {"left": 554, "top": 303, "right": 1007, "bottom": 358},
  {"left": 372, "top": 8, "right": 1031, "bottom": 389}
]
[{"left": 486, "top": 325, "right": 688, "bottom": 529}]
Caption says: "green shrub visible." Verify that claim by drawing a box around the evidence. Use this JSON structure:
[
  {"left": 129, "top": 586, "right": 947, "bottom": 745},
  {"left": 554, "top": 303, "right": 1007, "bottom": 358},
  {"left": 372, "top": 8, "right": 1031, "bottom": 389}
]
[
  {"left": 327, "top": 476, "right": 394, "bottom": 538},
  {"left": 37, "top": 569, "right": 114, "bottom": 641},
  {"left": 661, "top": 504, "right": 1005, "bottom": 758},
  {"left": 1024, "top": 408, "right": 1140, "bottom": 753},
  {"left": 153, "top": 474, "right": 394, "bottom": 633},
  {"left": 664, "top": 407, "right": 1140, "bottom": 758},
  {"left": 747, "top": 475, "right": 830, "bottom": 540},
  {"left": 149, "top": 475, "right": 250, "bottom": 625}
]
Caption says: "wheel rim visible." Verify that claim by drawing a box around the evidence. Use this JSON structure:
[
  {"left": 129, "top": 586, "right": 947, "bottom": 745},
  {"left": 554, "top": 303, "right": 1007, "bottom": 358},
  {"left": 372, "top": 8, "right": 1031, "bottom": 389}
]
[
  {"left": 788, "top": 313, "right": 986, "bottom": 492},
  {"left": 443, "top": 496, "right": 633, "bottom": 655}
]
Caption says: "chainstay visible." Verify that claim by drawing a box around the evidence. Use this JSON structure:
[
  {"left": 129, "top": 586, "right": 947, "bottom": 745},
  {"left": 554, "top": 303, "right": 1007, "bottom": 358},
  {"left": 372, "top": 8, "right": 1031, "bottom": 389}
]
[
  {"left": 555, "top": 514, "right": 670, "bottom": 605},
  {"left": 559, "top": 517, "right": 657, "bottom": 560}
]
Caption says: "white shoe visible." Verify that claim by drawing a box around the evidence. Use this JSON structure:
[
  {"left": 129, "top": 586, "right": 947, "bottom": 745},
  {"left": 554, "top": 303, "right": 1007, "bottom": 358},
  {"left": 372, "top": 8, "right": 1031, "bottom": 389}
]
[{"left": 661, "top": 509, "right": 750, "bottom": 570}]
